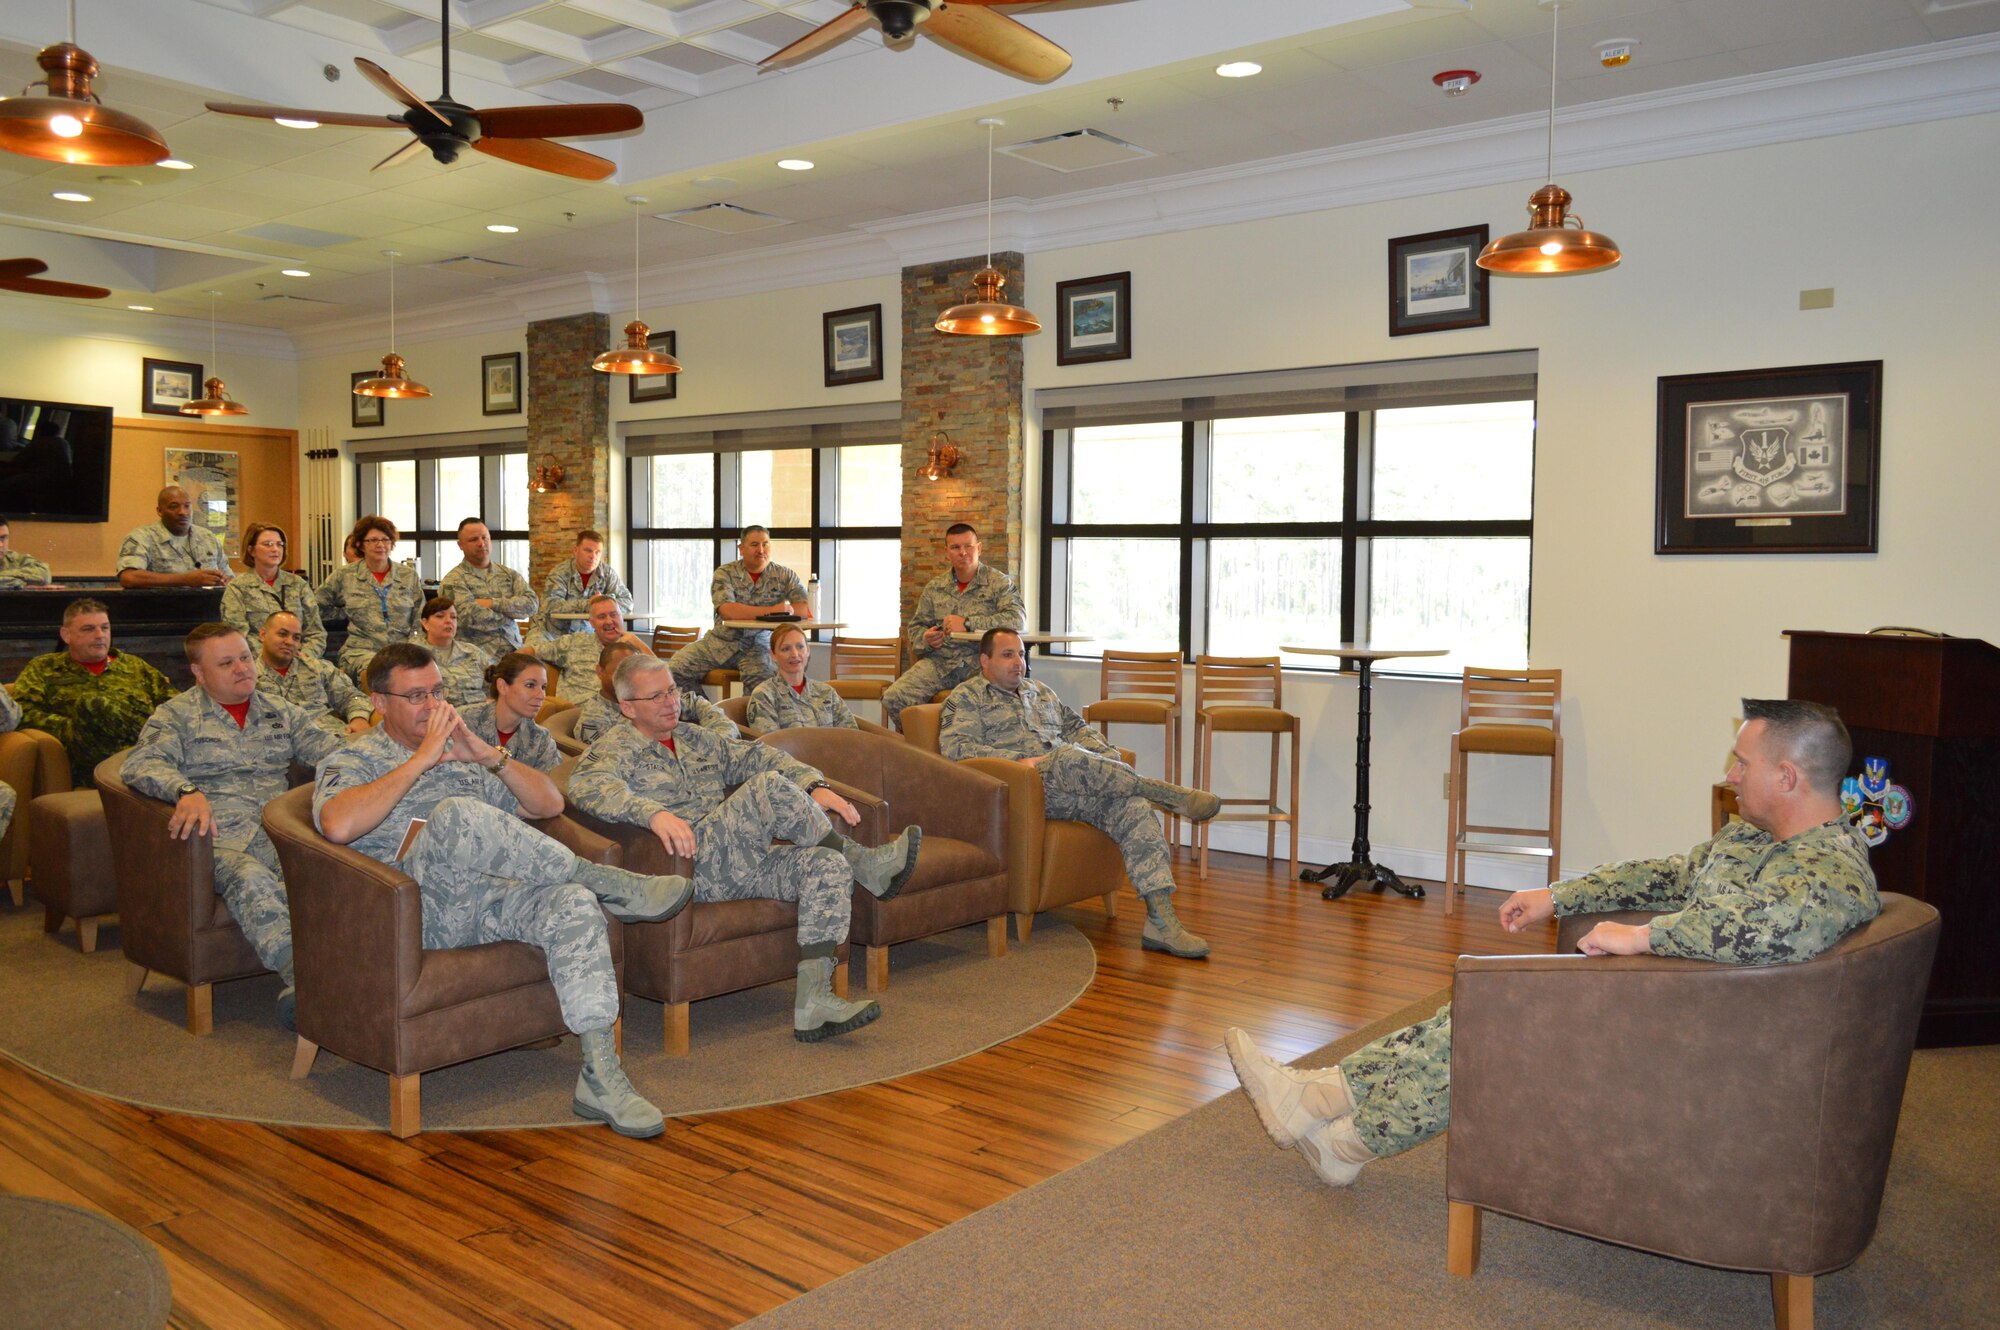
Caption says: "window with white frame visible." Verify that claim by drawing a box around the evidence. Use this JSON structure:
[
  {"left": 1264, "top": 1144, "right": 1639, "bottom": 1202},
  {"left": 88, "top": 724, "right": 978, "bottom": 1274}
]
[{"left": 354, "top": 446, "right": 529, "bottom": 582}]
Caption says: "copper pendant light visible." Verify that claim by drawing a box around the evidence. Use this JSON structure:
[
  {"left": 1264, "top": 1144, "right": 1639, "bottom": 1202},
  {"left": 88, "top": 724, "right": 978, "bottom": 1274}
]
[
  {"left": 936, "top": 118, "right": 1041, "bottom": 336},
  {"left": 594, "top": 196, "right": 682, "bottom": 376},
  {"left": 0, "top": 3, "right": 170, "bottom": 167},
  {"left": 182, "top": 290, "right": 250, "bottom": 418},
  {"left": 354, "top": 251, "right": 431, "bottom": 399},
  {"left": 1477, "top": 0, "right": 1621, "bottom": 277}
]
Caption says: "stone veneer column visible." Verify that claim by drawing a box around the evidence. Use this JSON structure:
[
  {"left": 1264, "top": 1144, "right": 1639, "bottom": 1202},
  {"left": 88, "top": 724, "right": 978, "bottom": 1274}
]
[
  {"left": 899, "top": 253, "right": 1027, "bottom": 627},
  {"left": 526, "top": 311, "right": 611, "bottom": 588}
]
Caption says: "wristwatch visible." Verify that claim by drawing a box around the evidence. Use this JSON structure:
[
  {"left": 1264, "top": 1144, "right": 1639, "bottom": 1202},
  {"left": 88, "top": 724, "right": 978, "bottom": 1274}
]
[
  {"left": 805, "top": 779, "right": 834, "bottom": 795},
  {"left": 177, "top": 782, "right": 200, "bottom": 798},
  {"left": 485, "top": 748, "right": 512, "bottom": 775}
]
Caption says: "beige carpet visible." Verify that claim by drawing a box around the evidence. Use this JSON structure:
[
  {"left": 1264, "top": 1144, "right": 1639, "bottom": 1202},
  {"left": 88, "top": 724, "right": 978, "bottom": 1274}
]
[
  {"left": 0, "top": 906, "right": 1094, "bottom": 1132},
  {"left": 742, "top": 989, "right": 1999, "bottom": 1330}
]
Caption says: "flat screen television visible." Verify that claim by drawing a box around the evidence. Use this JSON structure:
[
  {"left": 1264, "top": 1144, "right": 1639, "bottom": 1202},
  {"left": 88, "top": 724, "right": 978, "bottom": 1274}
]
[{"left": 0, "top": 395, "right": 114, "bottom": 523}]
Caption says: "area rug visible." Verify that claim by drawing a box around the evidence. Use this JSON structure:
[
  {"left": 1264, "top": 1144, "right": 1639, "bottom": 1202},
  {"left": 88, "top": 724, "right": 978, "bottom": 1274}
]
[
  {"left": 0, "top": 1195, "right": 173, "bottom": 1329},
  {"left": 741, "top": 989, "right": 1998, "bottom": 1330},
  {"left": 0, "top": 906, "right": 1093, "bottom": 1132}
]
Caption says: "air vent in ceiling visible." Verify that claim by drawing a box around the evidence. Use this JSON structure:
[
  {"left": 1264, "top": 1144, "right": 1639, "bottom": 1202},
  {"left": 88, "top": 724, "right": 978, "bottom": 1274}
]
[
  {"left": 255, "top": 293, "right": 338, "bottom": 305},
  {"left": 999, "top": 128, "right": 1153, "bottom": 173},
  {"left": 234, "top": 222, "right": 358, "bottom": 248},
  {"left": 430, "top": 255, "right": 531, "bottom": 274},
  {"left": 658, "top": 203, "right": 790, "bottom": 234}
]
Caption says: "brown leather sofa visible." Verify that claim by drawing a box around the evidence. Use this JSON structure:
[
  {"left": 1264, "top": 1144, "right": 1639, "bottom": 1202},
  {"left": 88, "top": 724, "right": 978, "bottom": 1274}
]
[
  {"left": 899, "top": 702, "right": 1132, "bottom": 942},
  {"left": 760, "top": 726, "right": 1008, "bottom": 990},
  {"left": 97, "top": 750, "right": 272, "bottom": 1034},
  {"left": 261, "top": 783, "right": 627, "bottom": 1138},
  {"left": 1, "top": 714, "right": 72, "bottom": 908},
  {"left": 1445, "top": 893, "right": 1940, "bottom": 1330}
]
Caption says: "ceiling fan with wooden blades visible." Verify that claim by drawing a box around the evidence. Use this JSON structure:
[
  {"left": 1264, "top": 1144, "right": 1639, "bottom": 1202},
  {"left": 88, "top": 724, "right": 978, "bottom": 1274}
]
[
  {"left": 0, "top": 258, "right": 109, "bottom": 300},
  {"left": 761, "top": 1, "right": 1091, "bottom": 84},
  {"left": 204, "top": 1, "right": 641, "bottom": 181}
]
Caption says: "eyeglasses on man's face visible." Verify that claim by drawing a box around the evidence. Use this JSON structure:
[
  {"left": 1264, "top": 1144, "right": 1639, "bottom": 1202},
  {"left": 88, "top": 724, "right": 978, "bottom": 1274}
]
[
  {"left": 626, "top": 689, "right": 682, "bottom": 708},
  {"left": 384, "top": 685, "right": 449, "bottom": 705}
]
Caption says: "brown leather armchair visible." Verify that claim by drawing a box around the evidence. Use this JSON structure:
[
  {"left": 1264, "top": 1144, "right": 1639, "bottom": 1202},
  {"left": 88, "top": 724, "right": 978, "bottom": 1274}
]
[
  {"left": 1445, "top": 893, "right": 1940, "bottom": 1330},
  {"left": 760, "top": 726, "right": 1008, "bottom": 991},
  {"left": 899, "top": 702, "right": 1132, "bottom": 943},
  {"left": 260, "top": 783, "right": 626, "bottom": 1138},
  {"left": 1, "top": 715, "right": 72, "bottom": 908},
  {"left": 545, "top": 703, "right": 585, "bottom": 758}
]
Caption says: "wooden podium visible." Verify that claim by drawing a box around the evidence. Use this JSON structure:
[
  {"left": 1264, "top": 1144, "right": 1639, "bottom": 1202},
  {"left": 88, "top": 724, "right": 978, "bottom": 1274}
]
[{"left": 1786, "top": 630, "right": 2000, "bottom": 1047}]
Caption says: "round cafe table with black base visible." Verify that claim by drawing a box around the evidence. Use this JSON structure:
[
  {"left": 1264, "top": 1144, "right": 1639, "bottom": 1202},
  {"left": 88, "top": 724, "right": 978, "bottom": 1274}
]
[{"left": 1281, "top": 643, "right": 1450, "bottom": 900}]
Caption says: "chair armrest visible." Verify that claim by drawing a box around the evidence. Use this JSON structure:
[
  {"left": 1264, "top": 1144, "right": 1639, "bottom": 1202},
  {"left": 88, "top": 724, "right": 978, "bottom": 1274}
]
[
  {"left": 96, "top": 757, "right": 215, "bottom": 955},
  {"left": 962, "top": 757, "right": 1043, "bottom": 906},
  {"left": 877, "top": 751, "right": 1007, "bottom": 862},
  {"left": 24, "top": 728, "right": 71, "bottom": 795},
  {"left": 562, "top": 801, "right": 694, "bottom": 877},
  {"left": 1555, "top": 908, "right": 1663, "bottom": 953},
  {"left": 823, "top": 780, "right": 888, "bottom": 845},
  {"left": 263, "top": 790, "right": 426, "bottom": 1015}
]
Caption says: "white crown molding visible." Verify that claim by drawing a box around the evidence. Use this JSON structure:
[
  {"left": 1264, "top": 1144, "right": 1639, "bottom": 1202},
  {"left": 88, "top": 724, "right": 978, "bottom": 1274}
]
[
  {"left": 0, "top": 296, "right": 295, "bottom": 360},
  {"left": 287, "top": 270, "right": 615, "bottom": 359}
]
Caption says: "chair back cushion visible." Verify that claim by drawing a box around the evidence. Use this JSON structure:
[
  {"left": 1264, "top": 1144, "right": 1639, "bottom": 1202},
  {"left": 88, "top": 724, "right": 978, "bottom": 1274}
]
[{"left": 900, "top": 704, "right": 944, "bottom": 754}]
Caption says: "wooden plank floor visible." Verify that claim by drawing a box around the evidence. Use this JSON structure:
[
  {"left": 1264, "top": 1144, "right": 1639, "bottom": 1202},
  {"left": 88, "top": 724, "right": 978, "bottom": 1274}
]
[{"left": 0, "top": 853, "right": 1552, "bottom": 1330}]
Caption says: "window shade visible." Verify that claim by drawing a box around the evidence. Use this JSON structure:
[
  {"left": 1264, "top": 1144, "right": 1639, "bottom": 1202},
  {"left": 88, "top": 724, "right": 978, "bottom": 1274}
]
[{"left": 627, "top": 401, "right": 901, "bottom": 456}]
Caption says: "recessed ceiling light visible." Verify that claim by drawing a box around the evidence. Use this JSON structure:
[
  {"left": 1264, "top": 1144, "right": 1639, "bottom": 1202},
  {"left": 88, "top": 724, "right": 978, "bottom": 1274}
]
[
  {"left": 485, "top": 223, "right": 518, "bottom": 233},
  {"left": 777, "top": 158, "right": 814, "bottom": 171},
  {"left": 157, "top": 158, "right": 194, "bottom": 170},
  {"left": 52, "top": 191, "right": 92, "bottom": 203},
  {"left": 1216, "top": 61, "right": 1262, "bottom": 78},
  {"left": 281, "top": 268, "right": 311, "bottom": 277},
  {"left": 127, "top": 304, "right": 154, "bottom": 312},
  {"left": 274, "top": 117, "right": 318, "bottom": 130}
]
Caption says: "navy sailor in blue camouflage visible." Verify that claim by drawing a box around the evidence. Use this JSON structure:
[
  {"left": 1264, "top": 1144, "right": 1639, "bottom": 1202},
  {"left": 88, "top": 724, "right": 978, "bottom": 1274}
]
[
  {"left": 882, "top": 523, "right": 1024, "bottom": 731},
  {"left": 313, "top": 643, "right": 698, "bottom": 1137},
  {"left": 666, "top": 525, "right": 809, "bottom": 698},
  {"left": 1227, "top": 698, "right": 1884, "bottom": 1187}
]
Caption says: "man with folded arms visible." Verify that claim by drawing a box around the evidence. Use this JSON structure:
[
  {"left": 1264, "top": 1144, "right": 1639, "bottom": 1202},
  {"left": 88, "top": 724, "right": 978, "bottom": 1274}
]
[
  {"left": 115, "top": 486, "right": 230, "bottom": 588},
  {"left": 882, "top": 523, "right": 1024, "bottom": 731},
  {"left": 941, "top": 628, "right": 1218, "bottom": 959},
  {"left": 532, "top": 529, "right": 631, "bottom": 643},
  {"left": 440, "top": 518, "right": 538, "bottom": 658},
  {"left": 1227, "top": 698, "right": 1882, "bottom": 1187},
  {"left": 666, "top": 525, "right": 808, "bottom": 698},
  {"left": 542, "top": 595, "right": 651, "bottom": 706},
  {"left": 569, "top": 654, "right": 920, "bottom": 1043},
  {"left": 256, "top": 612, "right": 372, "bottom": 736},
  {"left": 12, "top": 598, "right": 175, "bottom": 789},
  {"left": 313, "top": 643, "right": 697, "bottom": 1138},
  {"left": 124, "top": 623, "right": 346, "bottom": 1028},
  {"left": 573, "top": 637, "right": 735, "bottom": 746}
]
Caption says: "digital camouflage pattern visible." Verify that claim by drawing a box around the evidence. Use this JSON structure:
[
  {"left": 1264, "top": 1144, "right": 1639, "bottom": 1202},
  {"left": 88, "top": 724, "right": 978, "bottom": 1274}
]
[
  {"left": 573, "top": 690, "right": 736, "bottom": 746},
  {"left": 746, "top": 677, "right": 857, "bottom": 735},
  {"left": 439, "top": 561, "right": 538, "bottom": 656},
  {"left": 884, "top": 563, "right": 1025, "bottom": 728},
  {"left": 256, "top": 655, "right": 372, "bottom": 735},
  {"left": 541, "top": 633, "right": 615, "bottom": 706},
  {"left": 419, "top": 638, "right": 495, "bottom": 709},
  {"left": 0, "top": 550, "right": 52, "bottom": 588},
  {"left": 317, "top": 561, "right": 425, "bottom": 680},
  {"left": 11, "top": 650, "right": 175, "bottom": 790},
  {"left": 312, "top": 729, "right": 618, "bottom": 1031},
  {"left": 116, "top": 521, "right": 227, "bottom": 575},
  {"left": 1339, "top": 817, "right": 1883, "bottom": 1158},
  {"left": 222, "top": 570, "right": 328, "bottom": 660},
  {"left": 462, "top": 699, "right": 561, "bottom": 772},
  {"left": 533, "top": 559, "right": 632, "bottom": 641},
  {"left": 666, "top": 559, "right": 808, "bottom": 695},
  {"left": 939, "top": 674, "right": 1175, "bottom": 899},
  {"left": 0, "top": 684, "right": 19, "bottom": 845},
  {"left": 568, "top": 721, "right": 850, "bottom": 952},
  {"left": 124, "top": 687, "right": 344, "bottom": 981}
]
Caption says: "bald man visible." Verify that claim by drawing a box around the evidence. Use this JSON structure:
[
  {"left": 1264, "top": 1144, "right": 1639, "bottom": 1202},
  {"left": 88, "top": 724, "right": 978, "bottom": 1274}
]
[{"left": 117, "top": 486, "right": 230, "bottom": 588}]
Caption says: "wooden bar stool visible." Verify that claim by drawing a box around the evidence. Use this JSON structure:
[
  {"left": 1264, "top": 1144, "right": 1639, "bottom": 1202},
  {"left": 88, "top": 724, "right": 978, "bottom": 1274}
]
[
  {"left": 652, "top": 624, "right": 740, "bottom": 699},
  {"left": 1082, "top": 650, "right": 1185, "bottom": 846},
  {"left": 827, "top": 635, "right": 902, "bottom": 725},
  {"left": 1193, "top": 655, "right": 1300, "bottom": 881},
  {"left": 1445, "top": 667, "right": 1563, "bottom": 914}
]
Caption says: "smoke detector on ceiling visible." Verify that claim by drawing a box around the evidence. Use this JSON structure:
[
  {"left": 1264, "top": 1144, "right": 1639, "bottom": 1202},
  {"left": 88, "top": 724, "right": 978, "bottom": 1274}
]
[{"left": 1432, "top": 69, "right": 1480, "bottom": 97}]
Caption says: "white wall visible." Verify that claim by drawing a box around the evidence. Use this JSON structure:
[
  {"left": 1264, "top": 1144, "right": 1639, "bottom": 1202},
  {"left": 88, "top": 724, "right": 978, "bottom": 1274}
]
[{"left": 0, "top": 308, "right": 299, "bottom": 428}]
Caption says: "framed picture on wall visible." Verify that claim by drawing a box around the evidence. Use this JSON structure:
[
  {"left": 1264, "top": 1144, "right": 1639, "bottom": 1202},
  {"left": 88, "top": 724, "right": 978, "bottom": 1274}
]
[
  {"left": 142, "top": 357, "right": 202, "bottom": 415},
  {"left": 628, "top": 331, "right": 678, "bottom": 403},
  {"left": 1655, "top": 360, "right": 1883, "bottom": 555},
  {"left": 351, "top": 372, "right": 384, "bottom": 428},
  {"left": 1387, "top": 225, "right": 1490, "bottom": 337},
  {"left": 823, "top": 304, "right": 883, "bottom": 387},
  {"left": 1055, "top": 271, "right": 1132, "bottom": 366},
  {"left": 481, "top": 352, "right": 522, "bottom": 415}
]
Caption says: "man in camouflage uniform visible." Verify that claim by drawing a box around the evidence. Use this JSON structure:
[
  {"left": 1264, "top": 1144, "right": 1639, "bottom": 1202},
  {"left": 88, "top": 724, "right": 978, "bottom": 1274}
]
[
  {"left": 569, "top": 655, "right": 921, "bottom": 1042},
  {"left": 1228, "top": 698, "right": 1884, "bottom": 1188},
  {"left": 940, "top": 628, "right": 1217, "bottom": 959},
  {"left": 314, "top": 643, "right": 696, "bottom": 1138},
  {"left": 115, "top": 486, "right": 230, "bottom": 588},
  {"left": 542, "top": 596, "right": 653, "bottom": 706},
  {"left": 124, "top": 623, "right": 346, "bottom": 1027},
  {"left": 440, "top": 518, "right": 538, "bottom": 657},
  {"left": 0, "top": 518, "right": 53, "bottom": 588},
  {"left": 0, "top": 682, "right": 19, "bottom": 847},
  {"left": 572, "top": 638, "right": 736, "bottom": 745},
  {"left": 257, "top": 612, "right": 372, "bottom": 735},
  {"left": 666, "top": 525, "right": 808, "bottom": 698},
  {"left": 532, "top": 529, "right": 632, "bottom": 643},
  {"left": 883, "top": 523, "right": 1025, "bottom": 731},
  {"left": 11, "top": 598, "right": 175, "bottom": 790}
]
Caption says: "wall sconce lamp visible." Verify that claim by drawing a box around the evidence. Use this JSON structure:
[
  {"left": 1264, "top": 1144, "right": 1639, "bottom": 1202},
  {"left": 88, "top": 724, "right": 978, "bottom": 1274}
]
[
  {"left": 530, "top": 464, "right": 565, "bottom": 494},
  {"left": 921, "top": 429, "right": 961, "bottom": 482}
]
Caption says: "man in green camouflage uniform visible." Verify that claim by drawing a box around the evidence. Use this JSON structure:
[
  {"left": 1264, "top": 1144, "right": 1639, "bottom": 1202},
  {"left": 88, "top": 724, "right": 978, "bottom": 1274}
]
[
  {"left": 666, "top": 526, "right": 808, "bottom": 697},
  {"left": 439, "top": 519, "right": 538, "bottom": 657},
  {"left": 115, "top": 486, "right": 230, "bottom": 588},
  {"left": 940, "top": 628, "right": 1217, "bottom": 959},
  {"left": 314, "top": 643, "right": 696, "bottom": 1138},
  {"left": 257, "top": 612, "right": 372, "bottom": 735},
  {"left": 572, "top": 639, "right": 735, "bottom": 745},
  {"left": 569, "top": 655, "right": 920, "bottom": 1042},
  {"left": 543, "top": 597, "right": 651, "bottom": 706},
  {"left": 124, "top": 624, "right": 345, "bottom": 1027},
  {"left": 12, "top": 598, "right": 176, "bottom": 789},
  {"left": 0, "top": 518, "right": 53, "bottom": 588},
  {"left": 0, "top": 682, "right": 19, "bottom": 847},
  {"left": 1228, "top": 698, "right": 1884, "bottom": 1187},
  {"left": 883, "top": 523, "right": 1024, "bottom": 731},
  {"left": 531, "top": 529, "right": 632, "bottom": 643}
]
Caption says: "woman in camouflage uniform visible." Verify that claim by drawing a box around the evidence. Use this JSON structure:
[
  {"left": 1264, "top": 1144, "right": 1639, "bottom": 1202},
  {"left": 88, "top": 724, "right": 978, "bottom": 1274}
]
[
  {"left": 462, "top": 652, "right": 561, "bottom": 773},
  {"left": 221, "top": 522, "right": 328, "bottom": 661},
  {"left": 745, "top": 623, "right": 857, "bottom": 735},
  {"left": 318, "top": 516, "right": 423, "bottom": 682},
  {"left": 416, "top": 597, "right": 494, "bottom": 708}
]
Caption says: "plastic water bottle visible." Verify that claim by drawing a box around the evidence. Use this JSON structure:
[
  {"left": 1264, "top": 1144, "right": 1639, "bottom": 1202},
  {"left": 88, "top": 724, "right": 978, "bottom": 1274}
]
[{"left": 806, "top": 574, "right": 820, "bottom": 621}]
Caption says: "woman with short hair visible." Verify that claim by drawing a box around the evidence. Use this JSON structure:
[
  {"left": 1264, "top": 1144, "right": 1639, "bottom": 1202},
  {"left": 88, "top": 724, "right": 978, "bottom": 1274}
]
[
  {"left": 317, "top": 515, "right": 424, "bottom": 681},
  {"left": 416, "top": 596, "right": 494, "bottom": 708},
  {"left": 745, "top": 623, "right": 857, "bottom": 735}
]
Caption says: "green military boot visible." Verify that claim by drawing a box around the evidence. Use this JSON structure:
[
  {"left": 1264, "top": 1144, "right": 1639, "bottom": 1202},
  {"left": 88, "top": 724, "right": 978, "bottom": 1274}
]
[
  {"left": 826, "top": 826, "right": 923, "bottom": 900},
  {"left": 1140, "top": 891, "right": 1210, "bottom": 958},
  {"left": 571, "top": 1028, "right": 665, "bottom": 1138},
  {"left": 794, "top": 955, "right": 881, "bottom": 1042},
  {"left": 1133, "top": 775, "right": 1221, "bottom": 823},
  {"left": 569, "top": 857, "right": 694, "bottom": 923}
]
